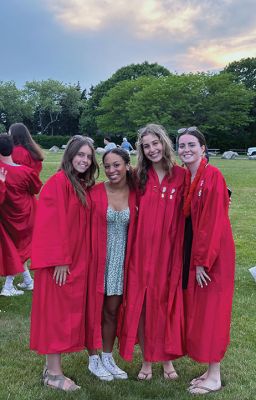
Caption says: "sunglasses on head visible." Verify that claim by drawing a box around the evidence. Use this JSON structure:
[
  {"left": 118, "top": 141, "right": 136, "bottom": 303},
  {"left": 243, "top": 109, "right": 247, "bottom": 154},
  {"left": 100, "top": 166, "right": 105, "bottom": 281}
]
[{"left": 177, "top": 126, "right": 198, "bottom": 134}]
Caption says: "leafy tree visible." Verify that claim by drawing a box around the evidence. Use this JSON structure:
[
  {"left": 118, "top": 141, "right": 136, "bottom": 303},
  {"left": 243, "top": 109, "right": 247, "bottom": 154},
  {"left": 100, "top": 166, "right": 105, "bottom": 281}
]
[
  {"left": 0, "top": 123, "right": 6, "bottom": 133},
  {"left": 127, "top": 73, "right": 209, "bottom": 138},
  {"left": 223, "top": 58, "right": 256, "bottom": 90},
  {"left": 96, "top": 72, "right": 254, "bottom": 149},
  {"left": 0, "top": 81, "right": 27, "bottom": 129},
  {"left": 24, "top": 80, "right": 84, "bottom": 135},
  {"left": 80, "top": 62, "right": 171, "bottom": 136},
  {"left": 57, "top": 85, "right": 85, "bottom": 135},
  {"left": 96, "top": 77, "right": 152, "bottom": 137},
  {"left": 223, "top": 58, "right": 256, "bottom": 146},
  {"left": 200, "top": 73, "right": 254, "bottom": 148}
]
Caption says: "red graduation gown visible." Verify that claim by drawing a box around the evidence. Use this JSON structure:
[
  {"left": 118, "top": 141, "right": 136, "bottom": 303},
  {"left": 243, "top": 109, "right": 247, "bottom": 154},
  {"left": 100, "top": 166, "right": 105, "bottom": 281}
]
[
  {"left": 0, "top": 161, "right": 42, "bottom": 263},
  {"left": 119, "top": 166, "right": 186, "bottom": 362},
  {"left": 30, "top": 171, "right": 90, "bottom": 354},
  {"left": 0, "top": 181, "right": 23, "bottom": 276},
  {"left": 85, "top": 182, "right": 137, "bottom": 350},
  {"left": 185, "top": 164, "right": 235, "bottom": 363},
  {"left": 12, "top": 145, "right": 42, "bottom": 174}
]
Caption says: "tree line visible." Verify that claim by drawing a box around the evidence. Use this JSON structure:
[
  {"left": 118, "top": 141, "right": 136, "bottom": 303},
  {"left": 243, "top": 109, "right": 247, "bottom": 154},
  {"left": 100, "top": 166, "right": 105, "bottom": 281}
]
[{"left": 0, "top": 59, "right": 256, "bottom": 150}]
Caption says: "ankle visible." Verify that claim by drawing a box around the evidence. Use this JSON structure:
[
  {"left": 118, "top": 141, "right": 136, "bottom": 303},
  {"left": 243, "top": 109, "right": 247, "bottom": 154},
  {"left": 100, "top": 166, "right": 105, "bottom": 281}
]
[
  {"left": 47, "top": 368, "right": 62, "bottom": 376},
  {"left": 102, "top": 352, "right": 112, "bottom": 360}
]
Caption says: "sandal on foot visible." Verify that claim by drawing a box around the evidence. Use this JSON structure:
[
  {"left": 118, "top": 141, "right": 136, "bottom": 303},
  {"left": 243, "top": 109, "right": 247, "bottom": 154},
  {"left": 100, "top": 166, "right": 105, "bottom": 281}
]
[
  {"left": 137, "top": 371, "right": 152, "bottom": 381},
  {"left": 42, "top": 366, "right": 48, "bottom": 380},
  {"left": 163, "top": 370, "right": 179, "bottom": 380},
  {"left": 190, "top": 372, "right": 208, "bottom": 386},
  {"left": 190, "top": 378, "right": 206, "bottom": 387},
  {"left": 188, "top": 385, "right": 222, "bottom": 395},
  {"left": 43, "top": 370, "right": 80, "bottom": 392}
]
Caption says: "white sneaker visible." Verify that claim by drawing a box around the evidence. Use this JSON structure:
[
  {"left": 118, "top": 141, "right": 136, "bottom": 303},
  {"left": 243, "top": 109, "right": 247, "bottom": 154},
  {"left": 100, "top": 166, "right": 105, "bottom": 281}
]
[
  {"left": 102, "top": 355, "right": 128, "bottom": 380},
  {"left": 17, "top": 280, "right": 34, "bottom": 290},
  {"left": 88, "top": 355, "right": 113, "bottom": 381},
  {"left": 0, "top": 286, "right": 24, "bottom": 296}
]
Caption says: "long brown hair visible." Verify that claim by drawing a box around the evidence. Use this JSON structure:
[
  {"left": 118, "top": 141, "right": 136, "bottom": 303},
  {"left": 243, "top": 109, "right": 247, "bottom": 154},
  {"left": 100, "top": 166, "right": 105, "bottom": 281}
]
[
  {"left": 60, "top": 135, "right": 99, "bottom": 205},
  {"left": 9, "top": 123, "right": 44, "bottom": 161},
  {"left": 136, "top": 123, "right": 176, "bottom": 192}
]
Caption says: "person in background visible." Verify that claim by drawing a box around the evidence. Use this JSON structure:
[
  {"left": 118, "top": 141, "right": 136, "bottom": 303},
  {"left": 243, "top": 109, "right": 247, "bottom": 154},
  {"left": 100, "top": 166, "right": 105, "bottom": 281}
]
[
  {"left": 30, "top": 135, "right": 99, "bottom": 392},
  {"left": 177, "top": 127, "right": 235, "bottom": 395},
  {"left": 86, "top": 148, "right": 137, "bottom": 381},
  {"left": 119, "top": 124, "right": 185, "bottom": 380},
  {"left": 0, "top": 166, "right": 24, "bottom": 280},
  {"left": 0, "top": 134, "right": 42, "bottom": 296},
  {"left": 121, "top": 137, "right": 133, "bottom": 153},
  {"left": 104, "top": 136, "right": 117, "bottom": 152},
  {"left": 9, "top": 122, "right": 44, "bottom": 175}
]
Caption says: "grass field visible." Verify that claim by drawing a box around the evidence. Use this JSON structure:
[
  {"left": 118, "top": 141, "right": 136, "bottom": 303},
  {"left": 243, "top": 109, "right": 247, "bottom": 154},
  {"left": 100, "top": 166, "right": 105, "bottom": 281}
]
[{"left": 0, "top": 152, "right": 256, "bottom": 400}]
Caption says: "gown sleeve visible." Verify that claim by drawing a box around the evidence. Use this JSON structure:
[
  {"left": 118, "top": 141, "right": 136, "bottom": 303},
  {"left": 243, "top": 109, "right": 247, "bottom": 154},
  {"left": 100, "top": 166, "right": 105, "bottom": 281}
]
[
  {"left": 31, "top": 174, "right": 73, "bottom": 269},
  {"left": 0, "top": 180, "right": 6, "bottom": 204},
  {"left": 12, "top": 146, "right": 31, "bottom": 167},
  {"left": 192, "top": 170, "right": 230, "bottom": 271},
  {"left": 27, "top": 169, "right": 43, "bottom": 195}
]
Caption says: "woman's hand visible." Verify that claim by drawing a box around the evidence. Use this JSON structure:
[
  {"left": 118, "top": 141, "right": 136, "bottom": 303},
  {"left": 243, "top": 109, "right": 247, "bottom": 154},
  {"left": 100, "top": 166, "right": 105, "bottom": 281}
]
[
  {"left": 196, "top": 266, "right": 211, "bottom": 288},
  {"left": 53, "top": 265, "right": 70, "bottom": 286},
  {"left": 0, "top": 167, "right": 7, "bottom": 182}
]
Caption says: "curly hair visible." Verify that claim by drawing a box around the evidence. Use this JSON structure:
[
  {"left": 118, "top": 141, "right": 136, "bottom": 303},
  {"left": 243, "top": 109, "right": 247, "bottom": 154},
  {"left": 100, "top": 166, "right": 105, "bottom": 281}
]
[
  {"left": 102, "top": 147, "right": 136, "bottom": 190},
  {"left": 136, "top": 123, "right": 176, "bottom": 192}
]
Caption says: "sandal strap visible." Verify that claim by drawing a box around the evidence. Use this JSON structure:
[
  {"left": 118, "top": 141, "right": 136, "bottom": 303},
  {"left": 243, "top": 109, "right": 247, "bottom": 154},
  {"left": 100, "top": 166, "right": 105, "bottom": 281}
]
[{"left": 43, "top": 371, "right": 80, "bottom": 391}]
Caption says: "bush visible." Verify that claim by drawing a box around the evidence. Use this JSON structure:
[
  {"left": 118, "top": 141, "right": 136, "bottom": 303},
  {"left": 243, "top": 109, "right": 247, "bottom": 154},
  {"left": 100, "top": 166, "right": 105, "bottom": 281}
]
[
  {"left": 32, "top": 135, "right": 71, "bottom": 149},
  {"left": 0, "top": 123, "right": 6, "bottom": 133}
]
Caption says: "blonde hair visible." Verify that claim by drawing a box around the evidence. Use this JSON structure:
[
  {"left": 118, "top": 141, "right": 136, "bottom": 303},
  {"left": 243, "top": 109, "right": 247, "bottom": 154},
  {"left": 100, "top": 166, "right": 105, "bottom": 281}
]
[{"left": 136, "top": 123, "right": 176, "bottom": 192}]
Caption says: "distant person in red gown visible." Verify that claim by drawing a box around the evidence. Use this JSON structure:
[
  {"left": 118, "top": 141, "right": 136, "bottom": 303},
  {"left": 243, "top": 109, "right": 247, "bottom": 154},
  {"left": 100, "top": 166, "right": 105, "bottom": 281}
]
[
  {"left": 86, "top": 148, "right": 137, "bottom": 381},
  {"left": 177, "top": 127, "right": 235, "bottom": 395},
  {"left": 119, "top": 124, "right": 185, "bottom": 380},
  {"left": 30, "top": 135, "right": 99, "bottom": 392},
  {"left": 9, "top": 122, "right": 44, "bottom": 175},
  {"left": 0, "top": 134, "right": 42, "bottom": 296},
  {"left": 0, "top": 166, "right": 23, "bottom": 278}
]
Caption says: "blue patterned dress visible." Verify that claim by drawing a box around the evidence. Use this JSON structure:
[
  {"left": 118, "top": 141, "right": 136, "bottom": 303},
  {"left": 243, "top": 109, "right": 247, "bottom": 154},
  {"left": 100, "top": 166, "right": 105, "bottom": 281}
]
[{"left": 104, "top": 207, "right": 130, "bottom": 295}]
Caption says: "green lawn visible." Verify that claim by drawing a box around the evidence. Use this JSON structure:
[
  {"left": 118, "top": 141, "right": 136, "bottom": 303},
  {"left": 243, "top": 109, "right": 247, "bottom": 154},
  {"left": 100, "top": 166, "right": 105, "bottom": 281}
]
[{"left": 0, "top": 152, "right": 255, "bottom": 400}]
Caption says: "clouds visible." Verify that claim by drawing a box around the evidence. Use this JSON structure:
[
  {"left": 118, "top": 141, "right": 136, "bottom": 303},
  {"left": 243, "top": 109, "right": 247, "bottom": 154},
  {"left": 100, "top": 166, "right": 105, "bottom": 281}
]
[
  {"left": 0, "top": 0, "right": 255, "bottom": 90},
  {"left": 45, "top": 0, "right": 202, "bottom": 37},
  {"left": 43, "top": 0, "right": 256, "bottom": 72}
]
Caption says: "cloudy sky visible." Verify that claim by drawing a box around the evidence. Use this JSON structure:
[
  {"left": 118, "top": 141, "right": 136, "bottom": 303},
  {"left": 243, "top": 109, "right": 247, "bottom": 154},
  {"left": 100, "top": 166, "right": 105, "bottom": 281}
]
[{"left": 1, "top": 0, "right": 255, "bottom": 91}]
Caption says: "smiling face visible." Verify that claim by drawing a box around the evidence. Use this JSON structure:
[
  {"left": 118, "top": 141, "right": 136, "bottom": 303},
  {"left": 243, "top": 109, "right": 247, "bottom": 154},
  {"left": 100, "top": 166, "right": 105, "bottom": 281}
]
[
  {"left": 72, "top": 144, "right": 92, "bottom": 174},
  {"left": 103, "top": 152, "right": 129, "bottom": 185},
  {"left": 178, "top": 134, "right": 205, "bottom": 167},
  {"left": 141, "top": 133, "right": 164, "bottom": 164}
]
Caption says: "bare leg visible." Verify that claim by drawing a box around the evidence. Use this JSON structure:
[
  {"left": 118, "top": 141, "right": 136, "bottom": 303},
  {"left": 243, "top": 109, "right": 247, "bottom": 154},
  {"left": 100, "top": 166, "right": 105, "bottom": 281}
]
[
  {"left": 162, "top": 360, "right": 178, "bottom": 380},
  {"left": 189, "top": 362, "right": 221, "bottom": 394},
  {"left": 101, "top": 295, "right": 127, "bottom": 379},
  {"left": 45, "top": 354, "right": 80, "bottom": 390},
  {"left": 20, "top": 261, "right": 33, "bottom": 287},
  {"left": 88, "top": 350, "right": 98, "bottom": 356},
  {"left": 137, "top": 302, "right": 152, "bottom": 380},
  {"left": 102, "top": 295, "right": 122, "bottom": 352},
  {"left": 46, "top": 354, "right": 62, "bottom": 375}
]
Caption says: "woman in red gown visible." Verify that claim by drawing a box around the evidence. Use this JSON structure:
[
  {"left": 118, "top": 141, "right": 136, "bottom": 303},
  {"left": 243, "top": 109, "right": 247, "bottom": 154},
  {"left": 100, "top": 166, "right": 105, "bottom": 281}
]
[
  {"left": 0, "top": 134, "right": 42, "bottom": 296},
  {"left": 0, "top": 166, "right": 23, "bottom": 278},
  {"left": 177, "top": 127, "right": 235, "bottom": 395},
  {"left": 30, "top": 136, "right": 99, "bottom": 392},
  {"left": 9, "top": 122, "right": 44, "bottom": 175},
  {"left": 119, "top": 124, "right": 185, "bottom": 380}
]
